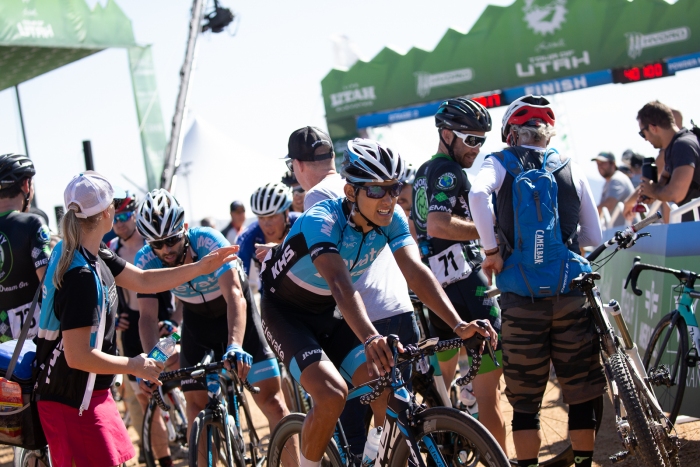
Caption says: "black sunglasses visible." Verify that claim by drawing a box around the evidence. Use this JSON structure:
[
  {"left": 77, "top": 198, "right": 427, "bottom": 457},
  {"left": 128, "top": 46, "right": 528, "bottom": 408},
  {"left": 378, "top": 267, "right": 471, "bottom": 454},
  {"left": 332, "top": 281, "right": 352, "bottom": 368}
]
[
  {"left": 638, "top": 126, "right": 649, "bottom": 139},
  {"left": 149, "top": 233, "right": 185, "bottom": 250},
  {"left": 356, "top": 183, "right": 403, "bottom": 199}
]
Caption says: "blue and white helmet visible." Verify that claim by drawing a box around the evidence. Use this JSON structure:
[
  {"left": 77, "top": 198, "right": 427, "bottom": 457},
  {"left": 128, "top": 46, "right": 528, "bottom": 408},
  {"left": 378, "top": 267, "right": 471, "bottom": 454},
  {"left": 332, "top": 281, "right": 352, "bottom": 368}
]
[
  {"left": 250, "top": 182, "right": 292, "bottom": 217},
  {"left": 400, "top": 163, "right": 416, "bottom": 185},
  {"left": 340, "top": 138, "right": 405, "bottom": 184},
  {"left": 136, "top": 189, "right": 185, "bottom": 241}
]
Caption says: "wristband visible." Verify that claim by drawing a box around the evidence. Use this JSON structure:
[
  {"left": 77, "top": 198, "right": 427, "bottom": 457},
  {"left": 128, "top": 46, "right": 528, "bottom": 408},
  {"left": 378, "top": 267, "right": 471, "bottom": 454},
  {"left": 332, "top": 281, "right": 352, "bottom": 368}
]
[
  {"left": 452, "top": 321, "right": 467, "bottom": 333},
  {"left": 484, "top": 248, "right": 500, "bottom": 257},
  {"left": 364, "top": 334, "right": 382, "bottom": 347}
]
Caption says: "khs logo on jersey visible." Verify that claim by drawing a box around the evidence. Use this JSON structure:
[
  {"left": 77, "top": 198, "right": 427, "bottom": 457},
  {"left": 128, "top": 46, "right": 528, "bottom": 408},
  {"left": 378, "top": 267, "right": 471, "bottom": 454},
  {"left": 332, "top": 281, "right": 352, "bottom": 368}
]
[{"left": 271, "top": 245, "right": 296, "bottom": 279}]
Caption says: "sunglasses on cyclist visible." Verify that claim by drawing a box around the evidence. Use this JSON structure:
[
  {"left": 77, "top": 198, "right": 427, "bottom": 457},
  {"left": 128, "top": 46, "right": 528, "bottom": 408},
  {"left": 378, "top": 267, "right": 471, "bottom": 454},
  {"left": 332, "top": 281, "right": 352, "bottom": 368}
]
[
  {"left": 453, "top": 131, "right": 487, "bottom": 148},
  {"left": 149, "top": 233, "right": 185, "bottom": 250},
  {"left": 113, "top": 211, "right": 135, "bottom": 224},
  {"left": 357, "top": 183, "right": 403, "bottom": 199}
]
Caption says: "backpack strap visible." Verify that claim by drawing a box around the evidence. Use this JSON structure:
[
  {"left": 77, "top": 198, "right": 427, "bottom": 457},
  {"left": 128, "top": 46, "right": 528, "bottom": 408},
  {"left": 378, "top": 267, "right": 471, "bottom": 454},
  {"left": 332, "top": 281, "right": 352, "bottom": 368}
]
[
  {"left": 489, "top": 150, "right": 524, "bottom": 178},
  {"left": 542, "top": 148, "right": 571, "bottom": 174},
  {"left": 6, "top": 270, "right": 45, "bottom": 381}
]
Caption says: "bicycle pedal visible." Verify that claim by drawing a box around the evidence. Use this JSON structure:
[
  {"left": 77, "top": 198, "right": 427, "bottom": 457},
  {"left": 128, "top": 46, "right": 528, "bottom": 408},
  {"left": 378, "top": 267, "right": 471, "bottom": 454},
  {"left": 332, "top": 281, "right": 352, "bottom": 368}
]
[{"left": 609, "top": 450, "right": 630, "bottom": 463}]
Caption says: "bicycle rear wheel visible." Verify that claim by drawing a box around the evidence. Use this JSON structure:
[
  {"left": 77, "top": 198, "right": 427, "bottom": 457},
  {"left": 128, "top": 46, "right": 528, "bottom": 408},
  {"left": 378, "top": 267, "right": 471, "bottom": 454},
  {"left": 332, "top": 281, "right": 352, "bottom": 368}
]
[
  {"left": 610, "top": 351, "right": 672, "bottom": 467},
  {"left": 643, "top": 311, "right": 688, "bottom": 424},
  {"left": 189, "top": 410, "right": 246, "bottom": 467},
  {"left": 389, "top": 407, "right": 509, "bottom": 467},
  {"left": 267, "top": 413, "right": 344, "bottom": 467}
]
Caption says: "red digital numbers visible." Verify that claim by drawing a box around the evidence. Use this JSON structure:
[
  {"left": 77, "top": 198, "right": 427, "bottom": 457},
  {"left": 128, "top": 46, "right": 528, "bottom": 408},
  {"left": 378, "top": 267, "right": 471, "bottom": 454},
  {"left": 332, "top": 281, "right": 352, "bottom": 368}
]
[
  {"left": 613, "top": 62, "right": 669, "bottom": 84},
  {"left": 472, "top": 93, "right": 502, "bottom": 109}
]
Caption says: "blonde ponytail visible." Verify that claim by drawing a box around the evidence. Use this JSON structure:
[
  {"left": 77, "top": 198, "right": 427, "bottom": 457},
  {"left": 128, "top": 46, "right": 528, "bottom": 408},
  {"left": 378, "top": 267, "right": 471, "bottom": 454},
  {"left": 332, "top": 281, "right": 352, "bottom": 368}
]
[{"left": 53, "top": 205, "right": 103, "bottom": 288}]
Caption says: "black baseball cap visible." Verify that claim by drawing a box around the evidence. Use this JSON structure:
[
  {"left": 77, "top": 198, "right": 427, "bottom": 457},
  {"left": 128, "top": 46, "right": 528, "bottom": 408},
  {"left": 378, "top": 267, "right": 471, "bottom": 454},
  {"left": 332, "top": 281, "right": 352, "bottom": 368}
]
[
  {"left": 230, "top": 200, "right": 245, "bottom": 212},
  {"left": 591, "top": 152, "right": 615, "bottom": 163},
  {"left": 285, "top": 126, "right": 334, "bottom": 162}
]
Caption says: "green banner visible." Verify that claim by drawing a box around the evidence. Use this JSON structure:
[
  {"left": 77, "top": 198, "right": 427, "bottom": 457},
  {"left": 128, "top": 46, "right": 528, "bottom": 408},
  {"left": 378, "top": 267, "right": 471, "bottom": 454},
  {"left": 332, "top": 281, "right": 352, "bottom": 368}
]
[
  {"left": 0, "top": 0, "right": 136, "bottom": 91},
  {"left": 597, "top": 222, "right": 700, "bottom": 418},
  {"left": 128, "top": 46, "right": 167, "bottom": 191},
  {"left": 322, "top": 0, "right": 700, "bottom": 122}
]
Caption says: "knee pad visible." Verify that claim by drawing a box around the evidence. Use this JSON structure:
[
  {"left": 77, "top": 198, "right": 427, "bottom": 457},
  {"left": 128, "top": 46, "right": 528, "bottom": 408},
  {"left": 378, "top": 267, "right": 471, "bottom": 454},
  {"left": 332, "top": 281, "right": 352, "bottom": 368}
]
[
  {"left": 568, "top": 396, "right": 602, "bottom": 431},
  {"left": 512, "top": 410, "right": 540, "bottom": 431}
]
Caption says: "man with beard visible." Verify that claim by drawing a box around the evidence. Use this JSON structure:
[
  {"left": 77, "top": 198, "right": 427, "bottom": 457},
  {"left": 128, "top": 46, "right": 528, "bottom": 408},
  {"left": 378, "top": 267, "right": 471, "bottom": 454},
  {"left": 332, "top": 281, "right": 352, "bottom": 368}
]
[{"left": 134, "top": 189, "right": 291, "bottom": 463}]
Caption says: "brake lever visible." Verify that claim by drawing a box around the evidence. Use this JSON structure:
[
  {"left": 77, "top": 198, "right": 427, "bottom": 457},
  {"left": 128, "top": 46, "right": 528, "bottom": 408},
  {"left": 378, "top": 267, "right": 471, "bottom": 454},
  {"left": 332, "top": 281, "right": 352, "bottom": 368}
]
[{"left": 624, "top": 256, "right": 641, "bottom": 291}]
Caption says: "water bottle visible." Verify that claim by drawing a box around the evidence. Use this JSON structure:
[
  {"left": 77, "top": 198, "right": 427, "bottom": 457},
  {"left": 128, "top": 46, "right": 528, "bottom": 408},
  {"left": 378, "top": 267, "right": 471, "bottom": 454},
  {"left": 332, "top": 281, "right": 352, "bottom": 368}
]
[
  {"left": 362, "top": 426, "right": 382, "bottom": 466},
  {"left": 147, "top": 332, "right": 180, "bottom": 362}
]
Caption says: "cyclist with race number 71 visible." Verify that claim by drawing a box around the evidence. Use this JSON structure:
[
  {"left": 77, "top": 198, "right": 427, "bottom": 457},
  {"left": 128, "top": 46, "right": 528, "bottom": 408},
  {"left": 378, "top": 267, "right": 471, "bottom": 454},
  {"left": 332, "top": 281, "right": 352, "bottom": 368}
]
[
  {"left": 259, "top": 138, "right": 497, "bottom": 467},
  {"left": 469, "top": 95, "right": 606, "bottom": 467}
]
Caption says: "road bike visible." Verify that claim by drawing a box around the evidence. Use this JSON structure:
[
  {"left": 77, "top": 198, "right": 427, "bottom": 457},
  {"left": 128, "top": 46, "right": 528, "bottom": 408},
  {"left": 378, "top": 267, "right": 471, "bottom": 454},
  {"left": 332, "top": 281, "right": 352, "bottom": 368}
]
[
  {"left": 150, "top": 352, "right": 265, "bottom": 467},
  {"left": 625, "top": 259, "right": 700, "bottom": 424},
  {"left": 142, "top": 380, "right": 189, "bottom": 467},
  {"left": 267, "top": 333, "right": 509, "bottom": 467}
]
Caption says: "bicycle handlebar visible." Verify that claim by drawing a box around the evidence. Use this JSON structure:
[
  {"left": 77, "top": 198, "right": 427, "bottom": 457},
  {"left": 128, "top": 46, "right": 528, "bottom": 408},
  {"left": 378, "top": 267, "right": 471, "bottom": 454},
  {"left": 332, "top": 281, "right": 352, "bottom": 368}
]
[
  {"left": 587, "top": 211, "right": 661, "bottom": 262},
  {"left": 150, "top": 360, "right": 260, "bottom": 412},
  {"left": 624, "top": 256, "right": 698, "bottom": 296}
]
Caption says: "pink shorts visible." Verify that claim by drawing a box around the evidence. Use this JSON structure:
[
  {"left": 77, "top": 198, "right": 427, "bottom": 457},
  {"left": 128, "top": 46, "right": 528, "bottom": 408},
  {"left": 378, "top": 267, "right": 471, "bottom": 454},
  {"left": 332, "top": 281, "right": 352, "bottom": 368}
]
[{"left": 38, "top": 389, "right": 134, "bottom": 467}]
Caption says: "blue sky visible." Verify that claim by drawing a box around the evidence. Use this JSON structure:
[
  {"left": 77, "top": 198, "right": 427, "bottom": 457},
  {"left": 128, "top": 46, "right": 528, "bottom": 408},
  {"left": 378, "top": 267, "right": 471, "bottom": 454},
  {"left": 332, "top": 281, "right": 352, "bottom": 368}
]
[{"left": 1, "top": 0, "right": 696, "bottom": 230}]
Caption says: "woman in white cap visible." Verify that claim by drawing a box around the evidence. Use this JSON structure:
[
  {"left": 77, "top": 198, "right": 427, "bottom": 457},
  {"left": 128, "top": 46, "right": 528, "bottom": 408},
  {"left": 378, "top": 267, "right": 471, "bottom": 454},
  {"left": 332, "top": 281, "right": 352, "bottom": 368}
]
[{"left": 32, "top": 171, "right": 238, "bottom": 467}]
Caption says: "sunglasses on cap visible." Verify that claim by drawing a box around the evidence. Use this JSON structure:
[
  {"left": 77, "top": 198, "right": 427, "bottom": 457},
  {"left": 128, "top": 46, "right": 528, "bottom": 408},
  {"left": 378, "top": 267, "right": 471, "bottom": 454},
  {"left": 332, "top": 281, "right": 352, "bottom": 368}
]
[
  {"left": 149, "top": 232, "right": 185, "bottom": 250},
  {"left": 113, "top": 211, "right": 135, "bottom": 224},
  {"left": 356, "top": 183, "right": 403, "bottom": 199},
  {"left": 453, "top": 131, "right": 487, "bottom": 148}
]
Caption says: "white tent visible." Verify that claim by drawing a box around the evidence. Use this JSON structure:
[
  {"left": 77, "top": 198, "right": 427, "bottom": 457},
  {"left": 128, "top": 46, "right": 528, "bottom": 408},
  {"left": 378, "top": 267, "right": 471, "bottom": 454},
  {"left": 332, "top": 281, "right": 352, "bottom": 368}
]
[{"left": 176, "top": 116, "right": 281, "bottom": 226}]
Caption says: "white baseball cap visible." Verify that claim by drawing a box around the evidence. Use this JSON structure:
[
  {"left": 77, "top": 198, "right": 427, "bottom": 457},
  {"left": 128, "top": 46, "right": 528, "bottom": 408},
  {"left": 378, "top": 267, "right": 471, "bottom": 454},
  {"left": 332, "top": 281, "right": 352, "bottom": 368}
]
[{"left": 64, "top": 171, "right": 126, "bottom": 218}]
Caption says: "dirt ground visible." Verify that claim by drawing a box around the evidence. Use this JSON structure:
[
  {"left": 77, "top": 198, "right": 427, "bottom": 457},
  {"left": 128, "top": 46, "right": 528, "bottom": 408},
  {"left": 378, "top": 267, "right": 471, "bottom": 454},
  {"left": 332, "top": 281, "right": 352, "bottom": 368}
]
[{"left": 1, "top": 384, "right": 698, "bottom": 466}]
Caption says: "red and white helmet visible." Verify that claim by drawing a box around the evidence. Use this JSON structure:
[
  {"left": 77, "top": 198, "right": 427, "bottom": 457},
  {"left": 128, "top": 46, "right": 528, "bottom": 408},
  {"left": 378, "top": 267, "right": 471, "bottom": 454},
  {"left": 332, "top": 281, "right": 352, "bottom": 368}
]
[{"left": 501, "top": 95, "right": 556, "bottom": 143}]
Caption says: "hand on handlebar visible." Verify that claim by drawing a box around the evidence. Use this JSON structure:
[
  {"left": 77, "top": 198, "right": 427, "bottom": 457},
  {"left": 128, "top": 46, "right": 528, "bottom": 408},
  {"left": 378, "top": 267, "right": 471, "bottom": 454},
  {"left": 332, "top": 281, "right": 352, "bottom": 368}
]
[
  {"left": 365, "top": 336, "right": 402, "bottom": 377},
  {"left": 223, "top": 344, "right": 253, "bottom": 381},
  {"left": 453, "top": 319, "right": 497, "bottom": 354}
]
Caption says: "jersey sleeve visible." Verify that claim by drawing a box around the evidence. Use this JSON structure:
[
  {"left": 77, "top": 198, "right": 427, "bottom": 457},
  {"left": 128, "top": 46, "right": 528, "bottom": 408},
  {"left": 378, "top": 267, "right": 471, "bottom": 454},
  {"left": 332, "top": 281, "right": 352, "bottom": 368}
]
[
  {"left": 55, "top": 267, "right": 99, "bottom": 331},
  {"left": 299, "top": 203, "right": 342, "bottom": 257},
  {"left": 387, "top": 207, "right": 415, "bottom": 252},
  {"left": 98, "top": 244, "right": 127, "bottom": 276},
  {"left": 134, "top": 245, "right": 160, "bottom": 299},
  {"left": 29, "top": 216, "right": 51, "bottom": 270},
  {"left": 235, "top": 225, "right": 257, "bottom": 276},
  {"left": 427, "top": 161, "right": 464, "bottom": 215},
  {"left": 191, "top": 227, "right": 236, "bottom": 278}
]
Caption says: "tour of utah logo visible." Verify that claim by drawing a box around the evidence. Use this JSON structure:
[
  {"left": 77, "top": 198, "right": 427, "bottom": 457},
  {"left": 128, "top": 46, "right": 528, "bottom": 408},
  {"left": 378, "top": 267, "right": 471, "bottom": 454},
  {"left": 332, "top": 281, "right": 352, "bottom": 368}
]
[{"left": 523, "top": 0, "right": 568, "bottom": 36}]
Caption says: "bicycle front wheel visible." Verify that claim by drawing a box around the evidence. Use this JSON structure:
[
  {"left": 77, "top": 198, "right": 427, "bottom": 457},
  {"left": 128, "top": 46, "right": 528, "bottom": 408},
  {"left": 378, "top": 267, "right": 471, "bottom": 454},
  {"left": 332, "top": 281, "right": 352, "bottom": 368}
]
[
  {"left": 142, "top": 386, "right": 189, "bottom": 467},
  {"left": 389, "top": 407, "right": 509, "bottom": 467},
  {"left": 189, "top": 410, "right": 246, "bottom": 467},
  {"left": 610, "top": 351, "right": 671, "bottom": 467},
  {"left": 267, "top": 413, "right": 344, "bottom": 467},
  {"left": 643, "top": 311, "right": 688, "bottom": 424}
]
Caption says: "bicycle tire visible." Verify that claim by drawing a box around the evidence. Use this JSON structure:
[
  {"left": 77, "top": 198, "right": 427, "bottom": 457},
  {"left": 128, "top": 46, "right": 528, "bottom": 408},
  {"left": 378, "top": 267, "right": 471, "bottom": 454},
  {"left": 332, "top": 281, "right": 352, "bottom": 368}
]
[
  {"left": 642, "top": 311, "right": 688, "bottom": 425},
  {"left": 189, "top": 410, "right": 246, "bottom": 467},
  {"left": 267, "top": 413, "right": 345, "bottom": 467},
  {"left": 388, "top": 407, "right": 509, "bottom": 467},
  {"left": 142, "top": 386, "right": 188, "bottom": 467},
  {"left": 13, "top": 447, "right": 51, "bottom": 467},
  {"left": 610, "top": 351, "right": 667, "bottom": 467}
]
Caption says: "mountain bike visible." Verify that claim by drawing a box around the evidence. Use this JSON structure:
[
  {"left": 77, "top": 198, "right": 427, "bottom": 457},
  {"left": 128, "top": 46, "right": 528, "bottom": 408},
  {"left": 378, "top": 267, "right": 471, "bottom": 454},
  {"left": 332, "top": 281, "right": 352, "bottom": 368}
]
[
  {"left": 267, "top": 333, "right": 509, "bottom": 467},
  {"left": 625, "top": 259, "right": 700, "bottom": 424},
  {"left": 142, "top": 380, "right": 189, "bottom": 467},
  {"left": 150, "top": 352, "right": 264, "bottom": 467},
  {"left": 567, "top": 211, "right": 680, "bottom": 466}
]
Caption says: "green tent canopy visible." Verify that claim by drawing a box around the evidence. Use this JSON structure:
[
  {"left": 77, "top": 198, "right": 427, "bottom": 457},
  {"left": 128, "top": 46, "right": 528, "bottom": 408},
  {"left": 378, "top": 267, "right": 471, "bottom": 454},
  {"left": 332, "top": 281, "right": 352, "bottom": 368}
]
[
  {"left": 321, "top": 0, "right": 700, "bottom": 140},
  {"left": 0, "top": 0, "right": 136, "bottom": 91}
]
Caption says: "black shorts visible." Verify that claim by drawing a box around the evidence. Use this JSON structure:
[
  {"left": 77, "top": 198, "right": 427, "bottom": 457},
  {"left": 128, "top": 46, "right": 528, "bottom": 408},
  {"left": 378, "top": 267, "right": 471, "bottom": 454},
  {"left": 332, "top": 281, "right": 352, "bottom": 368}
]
[
  {"left": 428, "top": 268, "right": 502, "bottom": 349},
  {"left": 180, "top": 294, "right": 277, "bottom": 392},
  {"left": 260, "top": 293, "right": 365, "bottom": 384}
]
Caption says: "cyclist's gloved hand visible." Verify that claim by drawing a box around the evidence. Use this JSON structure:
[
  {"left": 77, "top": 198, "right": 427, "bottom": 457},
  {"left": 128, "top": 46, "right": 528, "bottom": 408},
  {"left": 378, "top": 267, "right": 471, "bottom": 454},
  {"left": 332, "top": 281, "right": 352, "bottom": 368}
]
[{"left": 224, "top": 344, "right": 252, "bottom": 380}]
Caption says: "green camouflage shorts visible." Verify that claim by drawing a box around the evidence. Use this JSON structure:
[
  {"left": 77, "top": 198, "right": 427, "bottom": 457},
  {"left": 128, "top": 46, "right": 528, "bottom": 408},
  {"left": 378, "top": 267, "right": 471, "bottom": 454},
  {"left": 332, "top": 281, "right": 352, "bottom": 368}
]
[{"left": 501, "top": 295, "right": 606, "bottom": 413}]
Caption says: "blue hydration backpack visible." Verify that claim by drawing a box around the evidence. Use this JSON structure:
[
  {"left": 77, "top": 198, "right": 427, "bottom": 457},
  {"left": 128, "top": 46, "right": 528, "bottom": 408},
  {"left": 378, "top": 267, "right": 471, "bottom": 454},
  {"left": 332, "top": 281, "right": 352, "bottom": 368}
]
[{"left": 490, "top": 149, "right": 591, "bottom": 299}]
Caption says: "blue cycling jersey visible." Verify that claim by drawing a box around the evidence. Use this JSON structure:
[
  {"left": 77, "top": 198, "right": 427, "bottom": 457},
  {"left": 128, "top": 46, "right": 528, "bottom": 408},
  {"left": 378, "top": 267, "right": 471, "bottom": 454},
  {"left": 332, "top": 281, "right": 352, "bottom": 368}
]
[
  {"left": 260, "top": 198, "right": 414, "bottom": 312},
  {"left": 134, "top": 227, "right": 237, "bottom": 304},
  {"left": 237, "top": 211, "right": 300, "bottom": 276}
]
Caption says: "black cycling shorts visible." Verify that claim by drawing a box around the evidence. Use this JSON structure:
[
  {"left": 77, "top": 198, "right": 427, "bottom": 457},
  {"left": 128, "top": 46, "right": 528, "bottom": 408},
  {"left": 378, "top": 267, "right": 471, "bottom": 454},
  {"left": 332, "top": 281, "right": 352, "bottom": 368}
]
[
  {"left": 179, "top": 294, "right": 277, "bottom": 392},
  {"left": 260, "top": 293, "right": 365, "bottom": 384},
  {"left": 428, "top": 267, "right": 502, "bottom": 348}
]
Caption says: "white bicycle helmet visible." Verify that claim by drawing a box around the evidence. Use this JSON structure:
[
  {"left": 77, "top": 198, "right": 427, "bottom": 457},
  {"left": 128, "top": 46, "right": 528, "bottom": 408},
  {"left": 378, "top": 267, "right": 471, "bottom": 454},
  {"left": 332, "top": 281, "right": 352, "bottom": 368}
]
[
  {"left": 400, "top": 163, "right": 417, "bottom": 185},
  {"left": 250, "top": 182, "right": 292, "bottom": 217},
  {"left": 136, "top": 189, "right": 185, "bottom": 241},
  {"left": 340, "top": 138, "right": 405, "bottom": 184}
]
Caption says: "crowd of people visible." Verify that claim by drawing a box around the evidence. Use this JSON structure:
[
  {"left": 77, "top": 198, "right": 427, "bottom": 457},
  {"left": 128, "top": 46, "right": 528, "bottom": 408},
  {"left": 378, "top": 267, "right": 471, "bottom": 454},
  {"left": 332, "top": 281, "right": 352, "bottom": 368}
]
[{"left": 0, "top": 95, "right": 698, "bottom": 467}]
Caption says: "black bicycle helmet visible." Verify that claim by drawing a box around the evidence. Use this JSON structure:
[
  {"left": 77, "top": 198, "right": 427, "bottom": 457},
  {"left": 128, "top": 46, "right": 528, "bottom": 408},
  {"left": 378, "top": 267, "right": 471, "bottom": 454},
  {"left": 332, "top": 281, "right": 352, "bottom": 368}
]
[
  {"left": 435, "top": 98, "right": 492, "bottom": 132},
  {"left": 0, "top": 153, "right": 36, "bottom": 191},
  {"left": 341, "top": 138, "right": 405, "bottom": 184}
]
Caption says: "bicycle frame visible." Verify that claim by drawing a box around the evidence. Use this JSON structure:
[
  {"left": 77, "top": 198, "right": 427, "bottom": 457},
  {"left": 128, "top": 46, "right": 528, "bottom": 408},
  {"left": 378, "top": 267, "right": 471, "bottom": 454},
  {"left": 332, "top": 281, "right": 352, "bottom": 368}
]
[
  {"left": 667, "top": 284, "right": 700, "bottom": 368},
  {"left": 222, "top": 370, "right": 266, "bottom": 467}
]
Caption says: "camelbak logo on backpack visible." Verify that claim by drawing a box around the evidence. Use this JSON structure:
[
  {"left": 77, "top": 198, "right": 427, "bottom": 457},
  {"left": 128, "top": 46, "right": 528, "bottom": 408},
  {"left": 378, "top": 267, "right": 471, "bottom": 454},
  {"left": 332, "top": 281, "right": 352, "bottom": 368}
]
[{"left": 490, "top": 148, "right": 591, "bottom": 299}]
